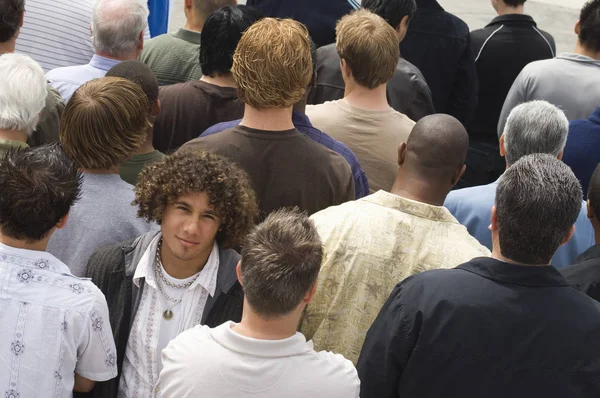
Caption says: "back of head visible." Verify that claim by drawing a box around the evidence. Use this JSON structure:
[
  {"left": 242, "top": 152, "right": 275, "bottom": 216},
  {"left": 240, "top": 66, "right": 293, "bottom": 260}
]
[
  {"left": 579, "top": 0, "right": 600, "bottom": 52},
  {"left": 240, "top": 208, "right": 323, "bottom": 319},
  {"left": 336, "top": 9, "right": 400, "bottom": 89},
  {"left": 496, "top": 154, "right": 582, "bottom": 265},
  {"left": 194, "top": 0, "right": 236, "bottom": 21},
  {"left": 200, "top": 5, "right": 263, "bottom": 77},
  {"left": 0, "top": 143, "right": 81, "bottom": 242},
  {"left": 106, "top": 60, "right": 158, "bottom": 111},
  {"left": 232, "top": 18, "right": 312, "bottom": 109},
  {"left": 588, "top": 163, "right": 600, "bottom": 218},
  {"left": 60, "top": 77, "right": 150, "bottom": 170},
  {"left": 0, "top": 0, "right": 24, "bottom": 42},
  {"left": 92, "top": 0, "right": 149, "bottom": 57},
  {"left": 0, "top": 53, "right": 47, "bottom": 135},
  {"left": 404, "top": 114, "right": 469, "bottom": 182},
  {"left": 503, "top": 101, "right": 569, "bottom": 165},
  {"left": 361, "top": 0, "right": 417, "bottom": 28}
]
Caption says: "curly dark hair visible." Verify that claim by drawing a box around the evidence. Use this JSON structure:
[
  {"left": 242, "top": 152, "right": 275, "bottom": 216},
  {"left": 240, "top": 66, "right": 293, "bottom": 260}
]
[{"left": 134, "top": 148, "right": 258, "bottom": 249}]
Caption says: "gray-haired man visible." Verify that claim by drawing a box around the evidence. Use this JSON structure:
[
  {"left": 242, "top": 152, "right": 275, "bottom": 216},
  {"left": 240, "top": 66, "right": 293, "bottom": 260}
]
[
  {"left": 445, "top": 100, "right": 594, "bottom": 268},
  {"left": 46, "top": 0, "right": 149, "bottom": 102}
]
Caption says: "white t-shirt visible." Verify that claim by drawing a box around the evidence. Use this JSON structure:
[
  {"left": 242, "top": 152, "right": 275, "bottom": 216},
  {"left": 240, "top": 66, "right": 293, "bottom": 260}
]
[{"left": 157, "top": 321, "right": 360, "bottom": 398}]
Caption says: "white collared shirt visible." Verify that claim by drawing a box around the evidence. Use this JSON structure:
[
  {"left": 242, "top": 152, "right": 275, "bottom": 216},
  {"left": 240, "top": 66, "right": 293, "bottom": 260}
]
[
  {"left": 0, "top": 242, "right": 117, "bottom": 398},
  {"left": 118, "top": 234, "right": 220, "bottom": 398}
]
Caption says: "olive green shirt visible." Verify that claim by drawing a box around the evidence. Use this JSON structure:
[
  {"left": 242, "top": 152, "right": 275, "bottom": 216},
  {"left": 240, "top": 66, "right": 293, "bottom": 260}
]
[
  {"left": 139, "top": 28, "right": 202, "bottom": 86},
  {"left": 0, "top": 139, "right": 28, "bottom": 158},
  {"left": 119, "top": 150, "right": 165, "bottom": 185}
]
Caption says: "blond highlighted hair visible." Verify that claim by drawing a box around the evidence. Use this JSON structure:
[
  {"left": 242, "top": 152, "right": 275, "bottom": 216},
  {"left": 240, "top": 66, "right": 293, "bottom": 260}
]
[
  {"left": 232, "top": 18, "right": 313, "bottom": 109},
  {"left": 336, "top": 9, "right": 400, "bottom": 89},
  {"left": 60, "top": 77, "right": 150, "bottom": 169}
]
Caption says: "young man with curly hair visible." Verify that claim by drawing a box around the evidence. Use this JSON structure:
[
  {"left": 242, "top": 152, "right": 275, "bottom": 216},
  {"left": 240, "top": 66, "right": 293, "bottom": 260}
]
[
  {"left": 85, "top": 148, "right": 258, "bottom": 398},
  {"left": 185, "top": 17, "right": 355, "bottom": 219},
  {"left": 0, "top": 144, "right": 117, "bottom": 396}
]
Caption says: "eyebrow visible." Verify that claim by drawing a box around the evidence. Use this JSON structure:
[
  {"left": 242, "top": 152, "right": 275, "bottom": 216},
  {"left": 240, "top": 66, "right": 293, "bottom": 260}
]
[{"left": 174, "top": 201, "right": 219, "bottom": 216}]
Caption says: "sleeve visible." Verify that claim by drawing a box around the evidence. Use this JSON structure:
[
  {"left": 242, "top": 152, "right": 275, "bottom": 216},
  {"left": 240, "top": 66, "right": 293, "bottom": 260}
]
[
  {"left": 406, "top": 79, "right": 436, "bottom": 122},
  {"left": 497, "top": 70, "right": 528, "bottom": 137},
  {"left": 75, "top": 290, "right": 118, "bottom": 382},
  {"left": 356, "top": 279, "right": 419, "bottom": 398},
  {"left": 445, "top": 34, "right": 478, "bottom": 126}
]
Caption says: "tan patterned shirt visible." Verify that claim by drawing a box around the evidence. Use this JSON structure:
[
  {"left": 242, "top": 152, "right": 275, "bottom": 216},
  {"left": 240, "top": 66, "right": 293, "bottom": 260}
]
[{"left": 300, "top": 191, "right": 490, "bottom": 364}]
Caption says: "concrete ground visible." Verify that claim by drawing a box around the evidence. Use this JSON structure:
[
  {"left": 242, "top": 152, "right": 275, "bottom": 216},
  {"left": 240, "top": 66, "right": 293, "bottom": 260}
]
[{"left": 171, "top": 0, "right": 583, "bottom": 54}]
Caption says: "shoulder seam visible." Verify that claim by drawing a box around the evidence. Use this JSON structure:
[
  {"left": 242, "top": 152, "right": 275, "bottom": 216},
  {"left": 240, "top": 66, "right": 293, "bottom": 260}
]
[
  {"left": 475, "top": 25, "right": 504, "bottom": 62},
  {"left": 532, "top": 26, "right": 555, "bottom": 57}
]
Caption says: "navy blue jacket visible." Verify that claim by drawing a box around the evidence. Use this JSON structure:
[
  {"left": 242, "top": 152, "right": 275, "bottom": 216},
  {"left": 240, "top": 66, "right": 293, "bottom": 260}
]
[
  {"left": 563, "top": 107, "right": 600, "bottom": 197},
  {"left": 246, "top": 0, "right": 356, "bottom": 47}
]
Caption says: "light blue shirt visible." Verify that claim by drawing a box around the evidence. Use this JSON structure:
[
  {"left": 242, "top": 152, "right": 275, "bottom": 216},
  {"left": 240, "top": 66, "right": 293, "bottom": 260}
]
[
  {"left": 444, "top": 179, "right": 594, "bottom": 268},
  {"left": 46, "top": 54, "right": 121, "bottom": 102}
]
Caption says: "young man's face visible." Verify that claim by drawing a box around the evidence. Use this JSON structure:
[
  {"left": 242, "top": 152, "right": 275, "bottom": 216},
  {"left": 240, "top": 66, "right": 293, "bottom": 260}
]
[{"left": 160, "top": 192, "right": 221, "bottom": 268}]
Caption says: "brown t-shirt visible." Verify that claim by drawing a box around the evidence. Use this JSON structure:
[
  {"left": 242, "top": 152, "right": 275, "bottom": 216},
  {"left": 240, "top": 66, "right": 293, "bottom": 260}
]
[
  {"left": 184, "top": 125, "right": 355, "bottom": 219},
  {"left": 153, "top": 80, "right": 244, "bottom": 153}
]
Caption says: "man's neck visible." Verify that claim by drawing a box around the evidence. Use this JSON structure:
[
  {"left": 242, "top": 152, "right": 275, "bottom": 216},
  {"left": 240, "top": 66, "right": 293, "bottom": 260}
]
[
  {"left": 183, "top": 10, "right": 204, "bottom": 32},
  {"left": 240, "top": 105, "right": 295, "bottom": 131},
  {"left": 0, "top": 231, "right": 50, "bottom": 252},
  {"left": 232, "top": 301, "right": 302, "bottom": 340},
  {"left": 495, "top": 3, "right": 524, "bottom": 16},
  {"left": 200, "top": 74, "right": 236, "bottom": 88},
  {"left": 574, "top": 42, "right": 600, "bottom": 61},
  {"left": 0, "top": 129, "right": 27, "bottom": 143},
  {"left": 389, "top": 171, "right": 449, "bottom": 207},
  {"left": 343, "top": 83, "right": 390, "bottom": 111},
  {"left": 0, "top": 39, "right": 16, "bottom": 55},
  {"left": 133, "top": 130, "right": 156, "bottom": 156},
  {"left": 95, "top": 51, "right": 138, "bottom": 62}
]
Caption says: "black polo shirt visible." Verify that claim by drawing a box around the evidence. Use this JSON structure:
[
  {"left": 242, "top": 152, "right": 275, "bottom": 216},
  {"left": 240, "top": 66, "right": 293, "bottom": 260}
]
[
  {"left": 561, "top": 244, "right": 600, "bottom": 302},
  {"left": 357, "top": 257, "right": 600, "bottom": 398},
  {"left": 468, "top": 14, "right": 555, "bottom": 143}
]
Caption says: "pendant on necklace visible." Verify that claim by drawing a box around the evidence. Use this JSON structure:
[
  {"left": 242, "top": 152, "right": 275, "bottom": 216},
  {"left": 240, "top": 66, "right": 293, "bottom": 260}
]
[{"left": 163, "top": 310, "right": 174, "bottom": 320}]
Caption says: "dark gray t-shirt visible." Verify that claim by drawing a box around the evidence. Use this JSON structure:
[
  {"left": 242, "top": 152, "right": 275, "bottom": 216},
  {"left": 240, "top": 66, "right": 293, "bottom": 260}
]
[{"left": 47, "top": 173, "right": 155, "bottom": 277}]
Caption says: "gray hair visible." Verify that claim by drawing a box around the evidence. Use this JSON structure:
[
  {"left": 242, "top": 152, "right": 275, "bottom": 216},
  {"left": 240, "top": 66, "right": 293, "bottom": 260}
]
[
  {"left": 92, "top": 0, "right": 149, "bottom": 57},
  {"left": 0, "top": 53, "right": 47, "bottom": 135},
  {"left": 496, "top": 154, "right": 582, "bottom": 265},
  {"left": 503, "top": 100, "right": 569, "bottom": 165},
  {"left": 240, "top": 208, "right": 323, "bottom": 319}
]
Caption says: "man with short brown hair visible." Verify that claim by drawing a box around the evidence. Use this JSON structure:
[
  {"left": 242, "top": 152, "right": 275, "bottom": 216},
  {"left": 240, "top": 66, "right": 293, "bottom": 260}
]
[
  {"left": 184, "top": 17, "right": 354, "bottom": 219},
  {"left": 307, "top": 10, "right": 415, "bottom": 193}
]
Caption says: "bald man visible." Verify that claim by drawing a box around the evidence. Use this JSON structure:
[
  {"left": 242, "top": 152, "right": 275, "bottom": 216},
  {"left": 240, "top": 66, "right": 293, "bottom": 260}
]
[{"left": 299, "top": 114, "right": 490, "bottom": 364}]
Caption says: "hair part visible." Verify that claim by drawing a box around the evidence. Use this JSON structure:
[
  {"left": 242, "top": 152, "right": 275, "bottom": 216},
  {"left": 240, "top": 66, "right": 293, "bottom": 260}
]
[
  {"left": 0, "top": 0, "right": 24, "bottom": 42},
  {"left": 59, "top": 77, "right": 150, "bottom": 170},
  {"left": 92, "top": 0, "right": 149, "bottom": 57},
  {"left": 336, "top": 9, "right": 400, "bottom": 89},
  {"left": 0, "top": 53, "right": 47, "bottom": 135},
  {"left": 200, "top": 5, "right": 263, "bottom": 77},
  {"left": 240, "top": 208, "right": 323, "bottom": 318},
  {"left": 135, "top": 148, "right": 258, "bottom": 249},
  {"left": 0, "top": 144, "right": 82, "bottom": 242},
  {"left": 232, "top": 18, "right": 313, "bottom": 109},
  {"left": 361, "top": 0, "right": 417, "bottom": 28},
  {"left": 503, "top": 101, "right": 569, "bottom": 165},
  {"left": 496, "top": 154, "right": 582, "bottom": 265}
]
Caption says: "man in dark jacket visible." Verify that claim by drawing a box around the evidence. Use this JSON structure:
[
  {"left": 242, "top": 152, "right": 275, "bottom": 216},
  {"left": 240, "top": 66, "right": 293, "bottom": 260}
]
[
  {"left": 561, "top": 163, "right": 600, "bottom": 302},
  {"left": 246, "top": 0, "right": 357, "bottom": 47},
  {"left": 307, "top": 0, "right": 435, "bottom": 122},
  {"left": 358, "top": 154, "right": 600, "bottom": 397},
  {"left": 400, "top": 0, "right": 477, "bottom": 125},
  {"left": 463, "top": 0, "right": 555, "bottom": 188},
  {"left": 85, "top": 149, "right": 258, "bottom": 398}
]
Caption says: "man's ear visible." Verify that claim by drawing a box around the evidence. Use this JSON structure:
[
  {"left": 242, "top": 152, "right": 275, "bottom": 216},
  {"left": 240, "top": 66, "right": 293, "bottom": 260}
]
[
  {"left": 185, "top": 0, "right": 193, "bottom": 10},
  {"left": 303, "top": 281, "right": 318, "bottom": 304},
  {"left": 489, "top": 205, "right": 498, "bottom": 232},
  {"left": 394, "top": 15, "right": 410, "bottom": 42},
  {"left": 452, "top": 164, "right": 467, "bottom": 186},
  {"left": 557, "top": 150, "right": 564, "bottom": 161},
  {"left": 56, "top": 214, "right": 70, "bottom": 230},
  {"left": 397, "top": 143, "right": 407, "bottom": 166},
  {"left": 235, "top": 261, "right": 243, "bottom": 286},
  {"left": 499, "top": 134, "right": 506, "bottom": 157},
  {"left": 561, "top": 225, "right": 576, "bottom": 247},
  {"left": 153, "top": 99, "right": 161, "bottom": 118},
  {"left": 575, "top": 20, "right": 581, "bottom": 36},
  {"left": 587, "top": 199, "right": 594, "bottom": 220},
  {"left": 19, "top": 11, "right": 24, "bottom": 28}
]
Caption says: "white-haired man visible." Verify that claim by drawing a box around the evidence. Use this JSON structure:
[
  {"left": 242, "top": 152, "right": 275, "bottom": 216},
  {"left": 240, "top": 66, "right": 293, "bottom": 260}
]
[
  {"left": 45, "top": 0, "right": 149, "bottom": 102},
  {"left": 445, "top": 100, "right": 595, "bottom": 268},
  {"left": 0, "top": 53, "right": 47, "bottom": 156}
]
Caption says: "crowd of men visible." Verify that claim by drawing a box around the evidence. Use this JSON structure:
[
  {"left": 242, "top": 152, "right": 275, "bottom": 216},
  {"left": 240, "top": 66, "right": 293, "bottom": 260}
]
[{"left": 1, "top": 0, "right": 600, "bottom": 397}]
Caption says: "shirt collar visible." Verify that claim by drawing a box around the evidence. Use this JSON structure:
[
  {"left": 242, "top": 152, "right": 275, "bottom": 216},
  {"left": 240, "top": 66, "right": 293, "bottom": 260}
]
[
  {"left": 458, "top": 257, "right": 570, "bottom": 287},
  {"left": 556, "top": 52, "right": 600, "bottom": 65},
  {"left": 172, "top": 28, "right": 201, "bottom": 44},
  {"left": 0, "top": 242, "right": 74, "bottom": 276},
  {"left": 575, "top": 244, "right": 600, "bottom": 263},
  {"left": 589, "top": 107, "right": 600, "bottom": 124},
  {"left": 487, "top": 14, "right": 536, "bottom": 27},
  {"left": 0, "top": 139, "right": 28, "bottom": 150},
  {"left": 88, "top": 54, "right": 122, "bottom": 72},
  {"left": 363, "top": 190, "right": 460, "bottom": 224}
]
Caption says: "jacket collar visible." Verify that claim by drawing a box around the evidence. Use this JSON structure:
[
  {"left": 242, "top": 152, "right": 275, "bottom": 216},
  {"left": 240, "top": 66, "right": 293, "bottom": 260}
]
[
  {"left": 487, "top": 14, "right": 536, "bottom": 27},
  {"left": 172, "top": 28, "right": 201, "bottom": 44},
  {"left": 574, "top": 244, "right": 600, "bottom": 263},
  {"left": 416, "top": 0, "right": 444, "bottom": 11},
  {"left": 458, "top": 257, "right": 570, "bottom": 287},
  {"left": 589, "top": 107, "right": 600, "bottom": 125}
]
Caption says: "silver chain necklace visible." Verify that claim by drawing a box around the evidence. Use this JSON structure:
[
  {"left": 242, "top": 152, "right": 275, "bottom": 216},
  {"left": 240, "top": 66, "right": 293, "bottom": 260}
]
[{"left": 154, "top": 239, "right": 200, "bottom": 320}]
